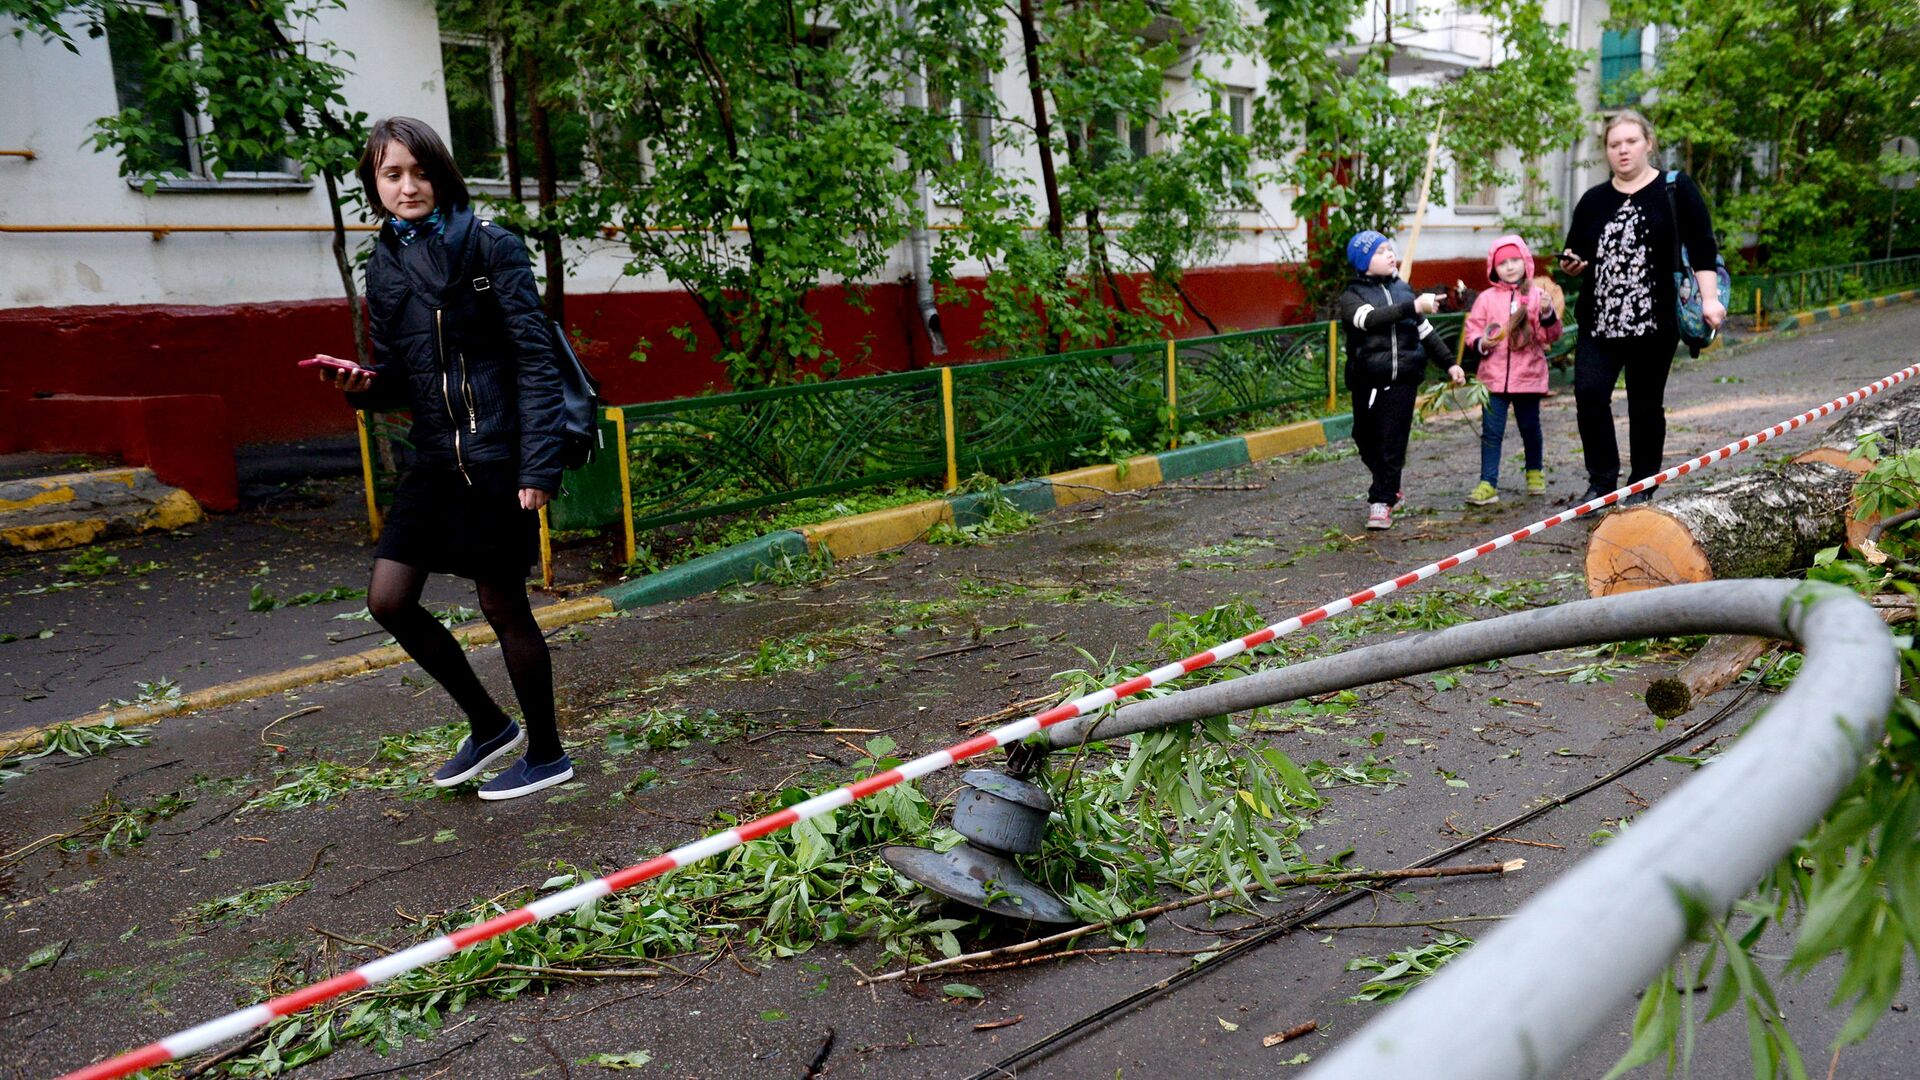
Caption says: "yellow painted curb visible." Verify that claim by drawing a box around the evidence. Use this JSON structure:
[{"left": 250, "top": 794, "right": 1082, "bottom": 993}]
[
  {"left": 141, "top": 487, "right": 205, "bottom": 530},
  {"left": 1, "top": 517, "right": 110, "bottom": 553},
  {"left": 0, "top": 483, "right": 78, "bottom": 513},
  {"left": 0, "top": 596, "right": 619, "bottom": 757},
  {"left": 1243, "top": 420, "right": 1327, "bottom": 462},
  {"left": 1045, "top": 456, "right": 1164, "bottom": 506},
  {"left": 802, "top": 500, "right": 956, "bottom": 560}
]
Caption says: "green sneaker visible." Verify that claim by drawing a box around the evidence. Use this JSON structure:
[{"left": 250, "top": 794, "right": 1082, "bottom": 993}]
[
  {"left": 1525, "top": 469, "right": 1547, "bottom": 496},
  {"left": 1466, "top": 480, "right": 1500, "bottom": 506}
]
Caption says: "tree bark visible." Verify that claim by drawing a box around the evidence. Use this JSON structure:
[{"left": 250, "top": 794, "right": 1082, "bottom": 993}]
[
  {"left": 1791, "top": 385, "right": 1920, "bottom": 547},
  {"left": 1643, "top": 635, "right": 1778, "bottom": 720},
  {"left": 1585, "top": 462, "right": 1854, "bottom": 596},
  {"left": 523, "top": 51, "right": 566, "bottom": 324},
  {"left": 1016, "top": 0, "right": 1063, "bottom": 247}
]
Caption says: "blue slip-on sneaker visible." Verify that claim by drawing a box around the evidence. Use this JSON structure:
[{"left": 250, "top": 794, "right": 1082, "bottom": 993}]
[
  {"left": 477, "top": 754, "right": 576, "bottom": 801},
  {"left": 432, "top": 722, "right": 523, "bottom": 788}
]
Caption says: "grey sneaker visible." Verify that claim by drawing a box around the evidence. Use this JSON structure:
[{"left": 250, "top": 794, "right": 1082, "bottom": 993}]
[
  {"left": 1366, "top": 502, "right": 1393, "bottom": 530},
  {"left": 432, "top": 723, "right": 523, "bottom": 788}
]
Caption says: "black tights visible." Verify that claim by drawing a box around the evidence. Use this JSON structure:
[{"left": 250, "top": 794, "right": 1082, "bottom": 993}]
[{"left": 367, "top": 558, "right": 561, "bottom": 764}]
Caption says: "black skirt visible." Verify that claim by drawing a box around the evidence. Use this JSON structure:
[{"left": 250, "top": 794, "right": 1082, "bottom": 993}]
[{"left": 374, "top": 460, "right": 539, "bottom": 582}]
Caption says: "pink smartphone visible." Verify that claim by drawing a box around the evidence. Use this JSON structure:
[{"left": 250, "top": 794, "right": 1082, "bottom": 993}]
[{"left": 298, "top": 356, "right": 373, "bottom": 379}]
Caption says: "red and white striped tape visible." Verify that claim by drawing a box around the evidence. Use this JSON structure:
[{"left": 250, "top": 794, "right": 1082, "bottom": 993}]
[{"left": 59, "top": 360, "right": 1920, "bottom": 1080}]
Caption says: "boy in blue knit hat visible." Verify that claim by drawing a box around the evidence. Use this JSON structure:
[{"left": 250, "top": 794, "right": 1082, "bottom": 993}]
[{"left": 1334, "top": 231, "right": 1464, "bottom": 530}]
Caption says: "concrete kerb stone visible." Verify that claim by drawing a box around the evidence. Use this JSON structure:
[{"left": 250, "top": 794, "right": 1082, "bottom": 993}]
[
  {"left": 0, "top": 467, "right": 204, "bottom": 555},
  {"left": 0, "top": 414, "right": 1356, "bottom": 754},
  {"left": 1775, "top": 288, "right": 1920, "bottom": 332}
]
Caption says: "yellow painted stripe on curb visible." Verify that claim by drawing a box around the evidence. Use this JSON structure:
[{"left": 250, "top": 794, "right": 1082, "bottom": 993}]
[
  {"left": 802, "top": 500, "right": 956, "bottom": 560},
  {"left": 1243, "top": 419, "right": 1328, "bottom": 462},
  {"left": 1, "top": 517, "right": 110, "bottom": 553},
  {"left": 0, "top": 484, "right": 77, "bottom": 512},
  {"left": 1045, "top": 456, "right": 1164, "bottom": 506},
  {"left": 0, "top": 596, "right": 618, "bottom": 757}
]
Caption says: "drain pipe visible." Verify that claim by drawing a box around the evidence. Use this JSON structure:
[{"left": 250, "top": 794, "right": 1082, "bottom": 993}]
[
  {"left": 1041, "top": 581, "right": 1894, "bottom": 1080},
  {"left": 900, "top": 1, "right": 948, "bottom": 358}
]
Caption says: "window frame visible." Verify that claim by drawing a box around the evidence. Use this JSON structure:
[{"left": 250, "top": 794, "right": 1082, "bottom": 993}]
[{"left": 109, "top": 0, "right": 308, "bottom": 193}]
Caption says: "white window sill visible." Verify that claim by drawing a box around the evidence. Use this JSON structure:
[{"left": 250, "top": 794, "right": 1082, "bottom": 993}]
[
  {"left": 1455, "top": 205, "right": 1502, "bottom": 216},
  {"left": 129, "top": 175, "right": 314, "bottom": 194},
  {"left": 469, "top": 178, "right": 581, "bottom": 199}
]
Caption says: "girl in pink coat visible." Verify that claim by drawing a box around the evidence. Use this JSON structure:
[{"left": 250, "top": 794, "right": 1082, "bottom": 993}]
[{"left": 1463, "top": 235, "right": 1563, "bottom": 503}]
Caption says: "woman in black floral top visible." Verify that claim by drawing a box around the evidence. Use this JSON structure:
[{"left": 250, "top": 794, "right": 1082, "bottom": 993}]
[{"left": 1560, "top": 110, "right": 1723, "bottom": 504}]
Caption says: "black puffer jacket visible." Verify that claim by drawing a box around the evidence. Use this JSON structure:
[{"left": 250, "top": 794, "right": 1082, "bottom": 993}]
[
  {"left": 1333, "top": 273, "right": 1455, "bottom": 389},
  {"left": 347, "top": 206, "right": 567, "bottom": 494}
]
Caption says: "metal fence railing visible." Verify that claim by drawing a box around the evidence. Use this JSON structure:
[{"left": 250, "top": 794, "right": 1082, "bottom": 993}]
[
  {"left": 351, "top": 252, "right": 1912, "bottom": 580},
  {"left": 1731, "top": 253, "right": 1920, "bottom": 328}
]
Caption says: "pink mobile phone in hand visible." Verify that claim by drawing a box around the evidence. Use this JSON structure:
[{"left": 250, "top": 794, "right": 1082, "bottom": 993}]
[{"left": 298, "top": 356, "right": 373, "bottom": 379}]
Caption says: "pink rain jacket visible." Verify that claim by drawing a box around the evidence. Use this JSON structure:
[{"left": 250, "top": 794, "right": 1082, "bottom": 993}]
[{"left": 1464, "top": 234, "right": 1562, "bottom": 396}]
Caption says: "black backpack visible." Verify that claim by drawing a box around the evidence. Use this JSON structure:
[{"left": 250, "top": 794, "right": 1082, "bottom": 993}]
[{"left": 470, "top": 223, "right": 605, "bottom": 470}]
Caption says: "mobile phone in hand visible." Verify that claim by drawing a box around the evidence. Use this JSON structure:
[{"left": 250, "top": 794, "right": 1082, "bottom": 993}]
[{"left": 298, "top": 356, "right": 373, "bottom": 379}]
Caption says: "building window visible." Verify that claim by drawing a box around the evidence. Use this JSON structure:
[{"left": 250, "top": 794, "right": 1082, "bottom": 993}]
[
  {"left": 103, "top": 1, "right": 295, "bottom": 181},
  {"left": 1217, "top": 87, "right": 1252, "bottom": 139},
  {"left": 1458, "top": 153, "right": 1499, "bottom": 212},
  {"left": 437, "top": 33, "right": 587, "bottom": 186},
  {"left": 928, "top": 69, "right": 994, "bottom": 174},
  {"left": 1600, "top": 27, "right": 1645, "bottom": 106}
]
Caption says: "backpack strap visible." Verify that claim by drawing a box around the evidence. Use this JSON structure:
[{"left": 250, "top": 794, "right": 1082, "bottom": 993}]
[{"left": 1662, "top": 170, "right": 1688, "bottom": 274}]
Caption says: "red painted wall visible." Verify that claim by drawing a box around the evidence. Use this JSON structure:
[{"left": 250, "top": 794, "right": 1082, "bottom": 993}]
[{"left": 0, "top": 257, "right": 1486, "bottom": 447}]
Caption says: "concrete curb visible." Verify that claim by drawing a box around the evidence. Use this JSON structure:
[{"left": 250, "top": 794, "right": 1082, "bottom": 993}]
[
  {"left": 0, "top": 467, "right": 203, "bottom": 554},
  {"left": 1773, "top": 288, "right": 1920, "bottom": 332},
  {"left": 0, "top": 414, "right": 1352, "bottom": 753}
]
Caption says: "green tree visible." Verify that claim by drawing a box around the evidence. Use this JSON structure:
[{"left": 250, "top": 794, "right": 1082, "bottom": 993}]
[
  {"left": 557, "top": 0, "right": 999, "bottom": 388},
  {"left": 1608, "top": 0, "right": 1920, "bottom": 270},
  {"left": 1258, "top": 0, "right": 1582, "bottom": 312},
  {"left": 4, "top": 0, "right": 374, "bottom": 364},
  {"left": 938, "top": 0, "right": 1256, "bottom": 357}
]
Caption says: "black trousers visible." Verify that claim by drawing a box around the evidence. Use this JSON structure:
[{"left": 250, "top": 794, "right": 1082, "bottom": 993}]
[
  {"left": 1350, "top": 380, "right": 1419, "bottom": 506},
  {"left": 1574, "top": 329, "right": 1679, "bottom": 489}
]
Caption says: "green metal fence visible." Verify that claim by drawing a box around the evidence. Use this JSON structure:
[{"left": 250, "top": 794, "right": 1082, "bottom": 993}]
[{"left": 1730, "top": 255, "right": 1920, "bottom": 325}]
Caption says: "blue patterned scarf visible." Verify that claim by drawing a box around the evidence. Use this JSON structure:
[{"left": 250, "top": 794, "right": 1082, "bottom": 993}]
[{"left": 389, "top": 208, "right": 443, "bottom": 247}]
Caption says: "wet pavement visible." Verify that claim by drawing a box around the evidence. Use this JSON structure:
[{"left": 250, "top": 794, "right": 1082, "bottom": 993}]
[{"left": 3, "top": 307, "right": 1918, "bottom": 1079}]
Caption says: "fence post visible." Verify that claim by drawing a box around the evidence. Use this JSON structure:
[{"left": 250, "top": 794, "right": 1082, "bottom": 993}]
[
  {"left": 354, "top": 409, "right": 382, "bottom": 543},
  {"left": 609, "top": 406, "right": 636, "bottom": 567},
  {"left": 940, "top": 367, "right": 959, "bottom": 492},
  {"left": 1754, "top": 287, "right": 1765, "bottom": 331},
  {"left": 1326, "top": 321, "right": 1339, "bottom": 413},
  {"left": 1165, "top": 339, "right": 1178, "bottom": 450},
  {"left": 538, "top": 506, "right": 553, "bottom": 590}
]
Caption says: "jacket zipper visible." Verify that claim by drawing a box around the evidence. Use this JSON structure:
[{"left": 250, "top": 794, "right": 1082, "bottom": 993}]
[
  {"left": 1380, "top": 283, "right": 1398, "bottom": 382},
  {"left": 459, "top": 352, "right": 477, "bottom": 434},
  {"left": 435, "top": 309, "right": 472, "bottom": 485}
]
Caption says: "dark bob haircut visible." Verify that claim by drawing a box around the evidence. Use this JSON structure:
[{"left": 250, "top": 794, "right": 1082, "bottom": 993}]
[{"left": 356, "top": 116, "right": 470, "bottom": 221}]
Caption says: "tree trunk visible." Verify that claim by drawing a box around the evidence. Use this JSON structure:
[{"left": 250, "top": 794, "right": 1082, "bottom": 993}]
[
  {"left": 524, "top": 52, "right": 566, "bottom": 323},
  {"left": 1643, "top": 635, "right": 1779, "bottom": 720},
  {"left": 502, "top": 57, "right": 525, "bottom": 203},
  {"left": 1016, "top": 0, "right": 1063, "bottom": 247},
  {"left": 1791, "top": 385, "right": 1920, "bottom": 547},
  {"left": 1585, "top": 462, "right": 1855, "bottom": 596}
]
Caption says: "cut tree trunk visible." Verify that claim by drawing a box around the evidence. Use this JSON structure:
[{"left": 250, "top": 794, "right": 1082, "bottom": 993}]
[
  {"left": 1585, "top": 462, "right": 1854, "bottom": 596},
  {"left": 1644, "top": 635, "right": 1778, "bottom": 720},
  {"left": 1791, "top": 385, "right": 1920, "bottom": 547}
]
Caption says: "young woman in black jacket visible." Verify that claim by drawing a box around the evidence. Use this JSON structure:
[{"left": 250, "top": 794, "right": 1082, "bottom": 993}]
[
  {"left": 1558, "top": 110, "right": 1724, "bottom": 504},
  {"left": 1334, "top": 230, "right": 1465, "bottom": 531},
  {"left": 308, "top": 117, "right": 573, "bottom": 800}
]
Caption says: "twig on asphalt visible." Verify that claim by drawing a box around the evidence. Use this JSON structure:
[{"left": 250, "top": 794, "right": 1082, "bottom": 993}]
[
  {"left": 1304, "top": 914, "right": 1510, "bottom": 932},
  {"left": 258, "top": 705, "right": 325, "bottom": 752},
  {"left": 1262, "top": 1020, "right": 1319, "bottom": 1047}
]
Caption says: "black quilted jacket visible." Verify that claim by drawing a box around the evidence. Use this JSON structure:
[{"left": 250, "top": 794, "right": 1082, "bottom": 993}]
[
  {"left": 347, "top": 206, "right": 567, "bottom": 494},
  {"left": 1333, "top": 273, "right": 1456, "bottom": 389}
]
